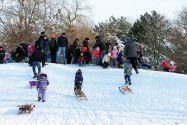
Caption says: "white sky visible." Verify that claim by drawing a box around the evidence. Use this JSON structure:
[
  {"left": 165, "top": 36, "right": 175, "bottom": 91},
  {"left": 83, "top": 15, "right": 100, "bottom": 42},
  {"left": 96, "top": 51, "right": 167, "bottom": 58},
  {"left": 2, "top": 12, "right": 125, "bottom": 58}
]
[{"left": 86, "top": 0, "right": 187, "bottom": 23}]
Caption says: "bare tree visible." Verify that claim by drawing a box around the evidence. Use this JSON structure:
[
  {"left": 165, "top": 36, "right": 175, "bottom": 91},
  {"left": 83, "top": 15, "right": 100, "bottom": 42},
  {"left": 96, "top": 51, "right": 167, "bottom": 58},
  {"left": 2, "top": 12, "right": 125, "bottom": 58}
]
[{"left": 0, "top": 0, "right": 93, "bottom": 48}]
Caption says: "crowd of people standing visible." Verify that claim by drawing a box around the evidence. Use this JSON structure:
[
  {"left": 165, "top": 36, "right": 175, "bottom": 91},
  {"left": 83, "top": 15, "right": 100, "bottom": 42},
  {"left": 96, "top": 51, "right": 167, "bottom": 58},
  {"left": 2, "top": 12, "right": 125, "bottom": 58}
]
[{"left": 0, "top": 31, "right": 177, "bottom": 78}]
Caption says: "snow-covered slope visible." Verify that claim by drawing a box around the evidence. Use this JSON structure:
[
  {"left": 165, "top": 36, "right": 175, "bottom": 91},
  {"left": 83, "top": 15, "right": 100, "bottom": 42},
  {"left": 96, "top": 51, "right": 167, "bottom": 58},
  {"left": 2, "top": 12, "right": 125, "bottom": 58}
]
[{"left": 0, "top": 63, "right": 187, "bottom": 125}]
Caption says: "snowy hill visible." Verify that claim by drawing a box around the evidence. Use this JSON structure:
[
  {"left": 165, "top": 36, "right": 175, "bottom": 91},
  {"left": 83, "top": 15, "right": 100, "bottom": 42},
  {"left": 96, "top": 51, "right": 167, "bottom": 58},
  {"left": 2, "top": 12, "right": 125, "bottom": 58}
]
[{"left": 0, "top": 63, "right": 187, "bottom": 125}]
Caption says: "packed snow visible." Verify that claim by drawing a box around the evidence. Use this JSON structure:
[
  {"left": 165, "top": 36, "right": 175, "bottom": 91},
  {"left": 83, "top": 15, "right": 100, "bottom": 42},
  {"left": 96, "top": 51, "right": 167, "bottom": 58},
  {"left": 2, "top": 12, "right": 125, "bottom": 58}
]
[{"left": 0, "top": 63, "right": 187, "bottom": 125}]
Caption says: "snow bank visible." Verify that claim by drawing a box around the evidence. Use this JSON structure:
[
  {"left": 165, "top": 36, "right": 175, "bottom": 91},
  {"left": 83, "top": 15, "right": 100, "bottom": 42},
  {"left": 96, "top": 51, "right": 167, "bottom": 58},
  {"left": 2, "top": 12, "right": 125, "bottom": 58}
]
[{"left": 0, "top": 63, "right": 187, "bottom": 125}]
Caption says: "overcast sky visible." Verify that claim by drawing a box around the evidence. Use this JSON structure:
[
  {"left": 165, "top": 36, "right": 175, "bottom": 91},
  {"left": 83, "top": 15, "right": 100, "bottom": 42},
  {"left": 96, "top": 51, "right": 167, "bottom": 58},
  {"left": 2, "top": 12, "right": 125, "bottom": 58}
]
[{"left": 86, "top": 0, "right": 187, "bottom": 23}]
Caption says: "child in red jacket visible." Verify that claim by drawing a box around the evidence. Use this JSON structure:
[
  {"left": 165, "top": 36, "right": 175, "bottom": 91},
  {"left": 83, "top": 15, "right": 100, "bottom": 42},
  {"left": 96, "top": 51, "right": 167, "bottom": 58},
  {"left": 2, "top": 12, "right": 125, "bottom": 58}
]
[
  {"left": 93, "top": 47, "right": 100, "bottom": 65},
  {"left": 161, "top": 60, "right": 170, "bottom": 72}
]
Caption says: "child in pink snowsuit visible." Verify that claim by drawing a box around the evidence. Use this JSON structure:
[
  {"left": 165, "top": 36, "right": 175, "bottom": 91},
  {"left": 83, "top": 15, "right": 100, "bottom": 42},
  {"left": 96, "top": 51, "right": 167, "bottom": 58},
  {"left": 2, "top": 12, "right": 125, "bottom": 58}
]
[
  {"left": 37, "top": 73, "right": 49, "bottom": 102},
  {"left": 111, "top": 46, "right": 118, "bottom": 68},
  {"left": 27, "top": 43, "right": 34, "bottom": 66}
]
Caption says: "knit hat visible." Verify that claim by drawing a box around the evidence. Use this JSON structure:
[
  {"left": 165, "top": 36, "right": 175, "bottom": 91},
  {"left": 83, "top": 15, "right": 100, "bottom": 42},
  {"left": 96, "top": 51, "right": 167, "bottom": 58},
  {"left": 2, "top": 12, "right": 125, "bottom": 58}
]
[
  {"left": 77, "top": 69, "right": 82, "bottom": 74},
  {"left": 39, "top": 73, "right": 47, "bottom": 77},
  {"left": 85, "top": 37, "right": 89, "bottom": 41},
  {"left": 113, "top": 46, "right": 117, "bottom": 50},
  {"left": 51, "top": 34, "right": 56, "bottom": 39},
  {"left": 41, "top": 32, "right": 45, "bottom": 35}
]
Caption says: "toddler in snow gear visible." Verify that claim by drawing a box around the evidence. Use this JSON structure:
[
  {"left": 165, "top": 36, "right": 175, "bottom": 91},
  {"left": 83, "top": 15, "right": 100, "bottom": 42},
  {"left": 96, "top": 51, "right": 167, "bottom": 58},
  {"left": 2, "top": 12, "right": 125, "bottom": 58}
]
[
  {"left": 37, "top": 73, "right": 49, "bottom": 102},
  {"left": 74, "top": 69, "right": 87, "bottom": 100},
  {"left": 93, "top": 47, "right": 100, "bottom": 65},
  {"left": 102, "top": 53, "right": 111, "bottom": 68},
  {"left": 3, "top": 52, "right": 12, "bottom": 63},
  {"left": 111, "top": 46, "right": 118, "bottom": 68},
  {"left": 74, "top": 69, "right": 83, "bottom": 93},
  {"left": 17, "top": 104, "right": 35, "bottom": 114},
  {"left": 124, "top": 59, "right": 133, "bottom": 85},
  {"left": 161, "top": 60, "right": 170, "bottom": 72}
]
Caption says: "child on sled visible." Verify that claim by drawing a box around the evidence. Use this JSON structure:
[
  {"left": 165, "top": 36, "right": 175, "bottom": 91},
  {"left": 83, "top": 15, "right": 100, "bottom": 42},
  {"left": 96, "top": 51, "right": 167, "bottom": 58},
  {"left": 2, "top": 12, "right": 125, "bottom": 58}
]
[
  {"left": 74, "top": 69, "right": 83, "bottom": 95},
  {"left": 119, "top": 59, "right": 133, "bottom": 94}
]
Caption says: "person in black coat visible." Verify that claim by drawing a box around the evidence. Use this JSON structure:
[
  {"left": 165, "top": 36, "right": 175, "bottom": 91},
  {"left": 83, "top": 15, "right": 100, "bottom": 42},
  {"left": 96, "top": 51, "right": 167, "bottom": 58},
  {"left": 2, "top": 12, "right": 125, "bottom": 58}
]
[
  {"left": 93, "top": 35, "right": 106, "bottom": 65},
  {"left": 117, "top": 50, "right": 124, "bottom": 68},
  {"left": 67, "top": 45, "right": 73, "bottom": 64},
  {"left": 0, "top": 46, "right": 6, "bottom": 64},
  {"left": 56, "top": 32, "right": 68, "bottom": 64},
  {"left": 83, "top": 37, "right": 89, "bottom": 48},
  {"left": 74, "top": 69, "right": 83, "bottom": 92},
  {"left": 124, "top": 37, "right": 139, "bottom": 74},
  {"left": 30, "top": 47, "right": 43, "bottom": 78},
  {"left": 35, "top": 32, "right": 45, "bottom": 49},
  {"left": 49, "top": 35, "right": 57, "bottom": 63},
  {"left": 15, "top": 44, "right": 26, "bottom": 62},
  {"left": 72, "top": 38, "right": 80, "bottom": 64},
  {"left": 41, "top": 35, "right": 50, "bottom": 67}
]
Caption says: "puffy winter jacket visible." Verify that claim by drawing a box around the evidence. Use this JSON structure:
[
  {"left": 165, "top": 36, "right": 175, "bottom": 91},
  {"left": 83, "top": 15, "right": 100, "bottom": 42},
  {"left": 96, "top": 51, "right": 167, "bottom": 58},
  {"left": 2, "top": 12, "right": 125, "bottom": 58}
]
[
  {"left": 57, "top": 36, "right": 68, "bottom": 47},
  {"left": 102, "top": 54, "right": 110, "bottom": 63},
  {"left": 74, "top": 71, "right": 83, "bottom": 84},
  {"left": 37, "top": 75, "right": 49, "bottom": 89},
  {"left": 31, "top": 49, "right": 43, "bottom": 62},
  {"left": 93, "top": 49, "right": 100, "bottom": 58},
  {"left": 124, "top": 38, "right": 139, "bottom": 58}
]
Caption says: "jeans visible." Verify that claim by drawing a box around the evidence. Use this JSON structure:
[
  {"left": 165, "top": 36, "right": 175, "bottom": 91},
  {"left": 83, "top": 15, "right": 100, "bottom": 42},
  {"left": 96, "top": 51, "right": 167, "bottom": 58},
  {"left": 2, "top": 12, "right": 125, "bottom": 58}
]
[
  {"left": 56, "top": 47, "right": 66, "bottom": 64},
  {"left": 99, "top": 50, "right": 106, "bottom": 65},
  {"left": 125, "top": 75, "right": 131, "bottom": 84},
  {"left": 111, "top": 58, "right": 117, "bottom": 68},
  {"left": 32, "top": 61, "right": 41, "bottom": 76}
]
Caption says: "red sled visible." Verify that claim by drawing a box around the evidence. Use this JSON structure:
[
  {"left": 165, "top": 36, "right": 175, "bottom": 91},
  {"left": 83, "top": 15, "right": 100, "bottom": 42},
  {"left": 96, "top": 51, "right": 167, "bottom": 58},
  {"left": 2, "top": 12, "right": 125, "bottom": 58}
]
[{"left": 29, "top": 81, "right": 38, "bottom": 88}]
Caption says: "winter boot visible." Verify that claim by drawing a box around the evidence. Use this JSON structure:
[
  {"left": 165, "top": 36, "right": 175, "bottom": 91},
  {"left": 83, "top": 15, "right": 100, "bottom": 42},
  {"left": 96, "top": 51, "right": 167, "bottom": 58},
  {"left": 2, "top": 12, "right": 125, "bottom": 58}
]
[
  {"left": 125, "top": 80, "right": 128, "bottom": 85},
  {"left": 38, "top": 97, "right": 41, "bottom": 101},
  {"left": 33, "top": 75, "right": 37, "bottom": 78},
  {"left": 135, "top": 69, "right": 139, "bottom": 74}
]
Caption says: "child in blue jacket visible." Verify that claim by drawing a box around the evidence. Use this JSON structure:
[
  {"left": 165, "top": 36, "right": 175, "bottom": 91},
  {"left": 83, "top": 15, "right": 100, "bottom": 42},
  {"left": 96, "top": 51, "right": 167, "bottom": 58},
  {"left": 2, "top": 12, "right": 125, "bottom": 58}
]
[{"left": 74, "top": 69, "right": 83, "bottom": 93}]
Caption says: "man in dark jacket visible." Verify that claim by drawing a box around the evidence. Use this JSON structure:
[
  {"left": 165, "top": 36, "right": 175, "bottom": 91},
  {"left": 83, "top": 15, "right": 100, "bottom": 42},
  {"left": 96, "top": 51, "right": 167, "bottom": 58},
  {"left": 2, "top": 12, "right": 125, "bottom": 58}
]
[
  {"left": 72, "top": 38, "right": 79, "bottom": 64},
  {"left": 83, "top": 37, "right": 89, "bottom": 48},
  {"left": 15, "top": 44, "right": 26, "bottom": 62},
  {"left": 124, "top": 37, "right": 140, "bottom": 74},
  {"left": 0, "top": 46, "right": 5, "bottom": 64},
  {"left": 31, "top": 47, "right": 43, "bottom": 78},
  {"left": 49, "top": 34, "right": 57, "bottom": 63},
  {"left": 41, "top": 35, "right": 50, "bottom": 67},
  {"left": 56, "top": 32, "right": 68, "bottom": 64},
  {"left": 35, "top": 32, "right": 45, "bottom": 49},
  {"left": 93, "top": 35, "right": 106, "bottom": 65}
]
